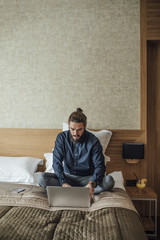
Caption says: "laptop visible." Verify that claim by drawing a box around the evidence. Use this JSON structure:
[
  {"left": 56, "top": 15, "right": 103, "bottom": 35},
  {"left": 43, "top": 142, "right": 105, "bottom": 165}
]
[{"left": 47, "top": 186, "right": 90, "bottom": 208}]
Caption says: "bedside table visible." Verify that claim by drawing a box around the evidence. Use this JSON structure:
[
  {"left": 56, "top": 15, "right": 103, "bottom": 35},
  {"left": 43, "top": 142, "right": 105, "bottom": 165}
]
[{"left": 126, "top": 186, "right": 157, "bottom": 237}]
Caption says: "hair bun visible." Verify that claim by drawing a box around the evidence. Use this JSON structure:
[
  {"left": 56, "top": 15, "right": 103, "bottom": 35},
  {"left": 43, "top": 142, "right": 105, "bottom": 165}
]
[{"left": 76, "top": 108, "right": 83, "bottom": 113}]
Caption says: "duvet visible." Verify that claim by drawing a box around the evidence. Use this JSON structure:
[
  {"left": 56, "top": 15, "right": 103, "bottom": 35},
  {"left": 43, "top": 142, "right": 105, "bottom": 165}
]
[{"left": 0, "top": 183, "right": 147, "bottom": 240}]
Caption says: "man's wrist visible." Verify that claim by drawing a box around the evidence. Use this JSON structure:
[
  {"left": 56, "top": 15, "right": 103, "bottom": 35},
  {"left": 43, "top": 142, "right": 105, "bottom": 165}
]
[{"left": 88, "top": 181, "right": 97, "bottom": 188}]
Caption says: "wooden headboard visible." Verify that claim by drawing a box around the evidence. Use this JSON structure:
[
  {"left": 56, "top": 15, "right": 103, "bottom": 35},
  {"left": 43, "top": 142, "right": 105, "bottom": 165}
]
[
  {"left": 0, "top": 128, "right": 146, "bottom": 185},
  {"left": 0, "top": 128, "right": 61, "bottom": 172}
]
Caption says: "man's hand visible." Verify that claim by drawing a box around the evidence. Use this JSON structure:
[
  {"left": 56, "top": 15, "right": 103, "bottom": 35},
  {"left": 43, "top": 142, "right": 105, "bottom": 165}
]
[
  {"left": 62, "top": 183, "right": 71, "bottom": 187},
  {"left": 86, "top": 181, "right": 96, "bottom": 200}
]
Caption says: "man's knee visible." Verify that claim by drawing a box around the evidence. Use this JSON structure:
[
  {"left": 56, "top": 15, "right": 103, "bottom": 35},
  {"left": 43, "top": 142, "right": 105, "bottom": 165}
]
[
  {"left": 38, "top": 172, "right": 60, "bottom": 188},
  {"left": 103, "top": 175, "right": 115, "bottom": 190},
  {"left": 107, "top": 175, "right": 115, "bottom": 188}
]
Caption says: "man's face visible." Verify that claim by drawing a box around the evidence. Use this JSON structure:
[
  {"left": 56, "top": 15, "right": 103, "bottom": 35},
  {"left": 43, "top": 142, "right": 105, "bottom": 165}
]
[{"left": 69, "top": 121, "right": 85, "bottom": 141}]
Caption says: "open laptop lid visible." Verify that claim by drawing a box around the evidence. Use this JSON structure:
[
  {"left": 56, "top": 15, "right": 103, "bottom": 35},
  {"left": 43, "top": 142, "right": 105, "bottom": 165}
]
[{"left": 47, "top": 186, "right": 90, "bottom": 208}]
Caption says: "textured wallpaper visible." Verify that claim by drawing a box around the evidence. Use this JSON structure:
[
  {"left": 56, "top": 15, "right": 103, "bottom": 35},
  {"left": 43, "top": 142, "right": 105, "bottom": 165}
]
[{"left": 0, "top": 0, "right": 140, "bottom": 129}]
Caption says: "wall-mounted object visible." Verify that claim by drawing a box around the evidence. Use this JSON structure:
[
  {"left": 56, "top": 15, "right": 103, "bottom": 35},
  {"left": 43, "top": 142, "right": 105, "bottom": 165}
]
[{"left": 123, "top": 143, "right": 144, "bottom": 164}]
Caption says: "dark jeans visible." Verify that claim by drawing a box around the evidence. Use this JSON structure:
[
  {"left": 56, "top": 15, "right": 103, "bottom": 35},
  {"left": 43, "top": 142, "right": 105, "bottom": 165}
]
[{"left": 38, "top": 172, "right": 115, "bottom": 195}]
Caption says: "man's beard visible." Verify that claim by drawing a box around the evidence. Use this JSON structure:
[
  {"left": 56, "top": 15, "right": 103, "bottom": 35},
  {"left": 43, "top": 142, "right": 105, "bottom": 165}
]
[{"left": 69, "top": 132, "right": 84, "bottom": 144}]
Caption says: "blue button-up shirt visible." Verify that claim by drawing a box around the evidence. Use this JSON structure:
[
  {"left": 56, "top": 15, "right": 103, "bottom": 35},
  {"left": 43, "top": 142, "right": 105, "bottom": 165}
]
[{"left": 53, "top": 130, "right": 105, "bottom": 185}]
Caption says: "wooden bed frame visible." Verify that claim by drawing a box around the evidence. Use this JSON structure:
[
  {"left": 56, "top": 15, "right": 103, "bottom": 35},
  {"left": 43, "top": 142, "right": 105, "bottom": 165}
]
[{"left": 0, "top": 128, "right": 146, "bottom": 186}]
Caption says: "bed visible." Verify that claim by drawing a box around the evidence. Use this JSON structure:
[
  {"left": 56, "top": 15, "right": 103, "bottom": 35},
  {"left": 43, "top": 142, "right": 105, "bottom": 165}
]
[{"left": 0, "top": 128, "right": 147, "bottom": 240}]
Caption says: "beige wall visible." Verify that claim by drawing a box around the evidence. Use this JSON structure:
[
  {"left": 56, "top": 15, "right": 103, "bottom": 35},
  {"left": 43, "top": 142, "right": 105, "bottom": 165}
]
[{"left": 0, "top": 0, "right": 140, "bottom": 129}]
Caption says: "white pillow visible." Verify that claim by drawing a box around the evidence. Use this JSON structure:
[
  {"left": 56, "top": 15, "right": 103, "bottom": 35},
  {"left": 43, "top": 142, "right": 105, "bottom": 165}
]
[
  {"left": 62, "top": 122, "right": 69, "bottom": 131},
  {"left": 87, "top": 129, "right": 112, "bottom": 163},
  {"left": 0, "top": 156, "right": 43, "bottom": 184},
  {"left": 44, "top": 152, "right": 54, "bottom": 173},
  {"left": 62, "top": 123, "right": 112, "bottom": 163},
  {"left": 108, "top": 171, "right": 125, "bottom": 190}
]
